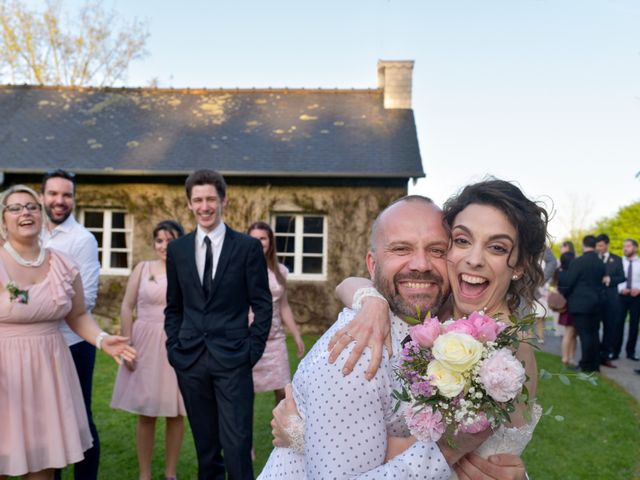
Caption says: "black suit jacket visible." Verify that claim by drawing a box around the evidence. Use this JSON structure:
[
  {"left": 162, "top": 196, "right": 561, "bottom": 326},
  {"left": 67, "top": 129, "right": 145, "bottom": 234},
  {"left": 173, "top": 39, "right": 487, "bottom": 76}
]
[
  {"left": 603, "top": 253, "right": 625, "bottom": 294},
  {"left": 561, "top": 250, "right": 606, "bottom": 315},
  {"left": 164, "top": 226, "right": 272, "bottom": 371}
]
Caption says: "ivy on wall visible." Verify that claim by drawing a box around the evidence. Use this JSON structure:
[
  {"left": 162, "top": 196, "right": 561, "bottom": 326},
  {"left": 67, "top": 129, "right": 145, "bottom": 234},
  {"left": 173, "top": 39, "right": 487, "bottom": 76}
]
[{"left": 77, "top": 182, "right": 405, "bottom": 334}]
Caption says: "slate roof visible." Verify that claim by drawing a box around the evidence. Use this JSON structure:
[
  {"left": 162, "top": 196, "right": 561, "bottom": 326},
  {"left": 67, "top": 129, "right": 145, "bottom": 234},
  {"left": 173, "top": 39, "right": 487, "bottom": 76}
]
[{"left": 0, "top": 85, "right": 423, "bottom": 179}]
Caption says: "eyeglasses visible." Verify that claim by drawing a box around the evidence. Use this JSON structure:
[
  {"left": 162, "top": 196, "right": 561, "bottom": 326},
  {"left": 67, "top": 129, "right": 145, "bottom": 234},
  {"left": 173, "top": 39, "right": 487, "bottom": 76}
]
[{"left": 4, "top": 203, "right": 42, "bottom": 215}]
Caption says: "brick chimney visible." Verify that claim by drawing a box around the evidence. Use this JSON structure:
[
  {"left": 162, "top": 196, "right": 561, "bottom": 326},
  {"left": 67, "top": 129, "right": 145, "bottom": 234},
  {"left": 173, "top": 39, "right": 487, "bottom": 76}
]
[{"left": 377, "top": 60, "right": 414, "bottom": 109}]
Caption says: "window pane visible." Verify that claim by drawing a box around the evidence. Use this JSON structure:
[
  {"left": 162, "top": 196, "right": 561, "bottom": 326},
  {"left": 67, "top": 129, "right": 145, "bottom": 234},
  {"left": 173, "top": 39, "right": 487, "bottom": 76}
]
[
  {"left": 112, "top": 212, "right": 125, "bottom": 229},
  {"left": 276, "top": 236, "right": 295, "bottom": 253},
  {"left": 303, "top": 237, "right": 323, "bottom": 254},
  {"left": 302, "top": 256, "right": 323, "bottom": 274},
  {"left": 303, "top": 216, "right": 323, "bottom": 234},
  {"left": 278, "top": 255, "right": 295, "bottom": 273},
  {"left": 110, "top": 252, "right": 129, "bottom": 268},
  {"left": 90, "top": 231, "right": 103, "bottom": 247},
  {"left": 275, "top": 215, "right": 295, "bottom": 234},
  {"left": 97, "top": 250, "right": 103, "bottom": 266},
  {"left": 84, "top": 211, "right": 103, "bottom": 229},
  {"left": 111, "top": 232, "right": 127, "bottom": 249}
]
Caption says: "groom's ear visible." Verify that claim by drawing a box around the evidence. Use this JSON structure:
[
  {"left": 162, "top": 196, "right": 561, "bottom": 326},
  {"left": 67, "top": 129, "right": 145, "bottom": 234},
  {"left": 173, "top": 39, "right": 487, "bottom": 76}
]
[{"left": 366, "top": 251, "right": 376, "bottom": 280}]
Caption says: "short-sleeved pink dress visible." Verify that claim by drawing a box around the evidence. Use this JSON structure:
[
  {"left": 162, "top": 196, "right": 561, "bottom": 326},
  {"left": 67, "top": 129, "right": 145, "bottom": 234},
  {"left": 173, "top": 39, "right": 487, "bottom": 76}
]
[
  {"left": 0, "top": 249, "right": 93, "bottom": 476},
  {"left": 252, "top": 264, "right": 292, "bottom": 392},
  {"left": 111, "top": 261, "right": 185, "bottom": 417}
]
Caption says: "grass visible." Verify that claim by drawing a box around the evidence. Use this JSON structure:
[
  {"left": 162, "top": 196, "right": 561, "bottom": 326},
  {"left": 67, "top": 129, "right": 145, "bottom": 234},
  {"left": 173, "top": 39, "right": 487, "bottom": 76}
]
[
  {"left": 49, "top": 338, "right": 640, "bottom": 479},
  {"left": 524, "top": 352, "right": 640, "bottom": 480}
]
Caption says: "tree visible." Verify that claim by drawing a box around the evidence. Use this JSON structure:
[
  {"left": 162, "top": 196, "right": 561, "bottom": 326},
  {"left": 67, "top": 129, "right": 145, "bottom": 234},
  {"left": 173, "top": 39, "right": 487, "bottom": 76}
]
[
  {"left": 0, "top": 0, "right": 148, "bottom": 86},
  {"left": 594, "top": 201, "right": 640, "bottom": 257}
]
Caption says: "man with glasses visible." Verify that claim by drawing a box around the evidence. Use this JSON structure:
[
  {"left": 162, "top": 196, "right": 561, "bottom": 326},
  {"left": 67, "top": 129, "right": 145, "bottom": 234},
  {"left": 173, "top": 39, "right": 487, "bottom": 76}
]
[{"left": 41, "top": 169, "right": 101, "bottom": 480}]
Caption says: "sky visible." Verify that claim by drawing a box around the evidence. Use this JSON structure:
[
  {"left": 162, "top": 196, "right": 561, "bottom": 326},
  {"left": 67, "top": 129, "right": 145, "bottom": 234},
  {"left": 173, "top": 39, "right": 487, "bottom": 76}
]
[{"left": 34, "top": 0, "right": 640, "bottom": 241}]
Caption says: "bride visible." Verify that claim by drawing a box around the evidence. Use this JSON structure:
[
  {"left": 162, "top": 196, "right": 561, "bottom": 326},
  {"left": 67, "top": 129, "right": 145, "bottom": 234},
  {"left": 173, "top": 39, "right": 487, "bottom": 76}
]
[{"left": 260, "top": 179, "right": 548, "bottom": 479}]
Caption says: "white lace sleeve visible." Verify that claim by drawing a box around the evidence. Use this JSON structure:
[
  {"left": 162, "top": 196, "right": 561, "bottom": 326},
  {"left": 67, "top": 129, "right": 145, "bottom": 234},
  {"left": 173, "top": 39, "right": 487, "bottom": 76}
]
[{"left": 448, "top": 403, "right": 543, "bottom": 480}]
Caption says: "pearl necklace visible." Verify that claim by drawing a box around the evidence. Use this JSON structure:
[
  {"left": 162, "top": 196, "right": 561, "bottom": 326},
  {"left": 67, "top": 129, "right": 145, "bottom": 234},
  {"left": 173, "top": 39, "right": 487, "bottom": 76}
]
[{"left": 3, "top": 241, "right": 45, "bottom": 267}]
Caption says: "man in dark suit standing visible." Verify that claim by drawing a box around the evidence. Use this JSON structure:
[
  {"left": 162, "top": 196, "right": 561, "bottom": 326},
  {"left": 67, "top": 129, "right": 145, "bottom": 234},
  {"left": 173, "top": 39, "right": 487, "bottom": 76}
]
[
  {"left": 561, "top": 235, "right": 606, "bottom": 372},
  {"left": 165, "top": 169, "right": 272, "bottom": 480},
  {"left": 595, "top": 234, "right": 625, "bottom": 365}
]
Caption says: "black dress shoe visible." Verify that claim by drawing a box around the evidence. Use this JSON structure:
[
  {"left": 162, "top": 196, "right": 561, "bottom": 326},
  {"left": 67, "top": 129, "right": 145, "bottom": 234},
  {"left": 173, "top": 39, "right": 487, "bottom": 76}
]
[
  {"left": 601, "top": 360, "right": 617, "bottom": 369},
  {"left": 628, "top": 355, "right": 640, "bottom": 361},
  {"left": 610, "top": 355, "right": 619, "bottom": 361}
]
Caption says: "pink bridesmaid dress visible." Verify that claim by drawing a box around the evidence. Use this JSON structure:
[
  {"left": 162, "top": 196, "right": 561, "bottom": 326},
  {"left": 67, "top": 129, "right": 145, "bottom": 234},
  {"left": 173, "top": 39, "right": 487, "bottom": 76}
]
[
  {"left": 252, "top": 264, "right": 292, "bottom": 392},
  {"left": 111, "top": 261, "right": 185, "bottom": 417},
  {"left": 0, "top": 249, "right": 93, "bottom": 477}
]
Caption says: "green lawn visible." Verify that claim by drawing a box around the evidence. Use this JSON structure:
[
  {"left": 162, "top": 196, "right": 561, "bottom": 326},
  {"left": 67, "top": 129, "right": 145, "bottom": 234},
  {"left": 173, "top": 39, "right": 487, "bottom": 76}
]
[{"left": 52, "top": 338, "right": 639, "bottom": 479}]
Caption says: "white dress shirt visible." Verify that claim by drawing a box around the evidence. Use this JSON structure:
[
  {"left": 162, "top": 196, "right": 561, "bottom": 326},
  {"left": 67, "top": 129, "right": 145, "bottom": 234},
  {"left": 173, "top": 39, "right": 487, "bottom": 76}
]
[
  {"left": 618, "top": 255, "right": 640, "bottom": 293},
  {"left": 195, "top": 222, "right": 226, "bottom": 284},
  {"left": 259, "top": 308, "right": 452, "bottom": 479},
  {"left": 43, "top": 214, "right": 100, "bottom": 346}
]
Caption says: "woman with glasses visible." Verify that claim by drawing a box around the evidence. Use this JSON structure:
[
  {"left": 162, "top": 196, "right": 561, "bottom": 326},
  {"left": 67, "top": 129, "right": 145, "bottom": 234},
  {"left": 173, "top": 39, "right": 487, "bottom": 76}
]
[{"left": 0, "top": 185, "right": 135, "bottom": 480}]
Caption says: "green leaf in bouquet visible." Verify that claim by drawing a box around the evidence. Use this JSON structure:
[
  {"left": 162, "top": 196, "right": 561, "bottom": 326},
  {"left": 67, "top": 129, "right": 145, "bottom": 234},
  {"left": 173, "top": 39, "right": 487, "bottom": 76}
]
[
  {"left": 558, "top": 374, "right": 571, "bottom": 386},
  {"left": 554, "top": 415, "right": 565, "bottom": 422}
]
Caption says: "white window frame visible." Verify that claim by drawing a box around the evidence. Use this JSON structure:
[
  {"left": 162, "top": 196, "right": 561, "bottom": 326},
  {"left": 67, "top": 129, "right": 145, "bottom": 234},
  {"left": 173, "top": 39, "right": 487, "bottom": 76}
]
[
  {"left": 272, "top": 214, "right": 327, "bottom": 281},
  {"left": 79, "top": 209, "right": 133, "bottom": 275}
]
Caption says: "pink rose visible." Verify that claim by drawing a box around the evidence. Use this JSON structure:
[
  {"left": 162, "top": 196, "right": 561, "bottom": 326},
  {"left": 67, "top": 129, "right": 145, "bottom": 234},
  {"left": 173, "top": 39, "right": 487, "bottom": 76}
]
[
  {"left": 404, "top": 405, "right": 446, "bottom": 442},
  {"left": 444, "top": 318, "right": 478, "bottom": 338},
  {"left": 458, "top": 412, "right": 491, "bottom": 434},
  {"left": 478, "top": 348, "right": 526, "bottom": 402},
  {"left": 468, "top": 311, "right": 500, "bottom": 342},
  {"left": 409, "top": 317, "right": 442, "bottom": 348}
]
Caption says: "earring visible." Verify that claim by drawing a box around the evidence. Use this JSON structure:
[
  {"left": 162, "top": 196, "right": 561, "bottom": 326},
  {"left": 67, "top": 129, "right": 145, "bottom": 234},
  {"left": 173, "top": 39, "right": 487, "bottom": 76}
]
[{"left": 512, "top": 274, "right": 519, "bottom": 280}]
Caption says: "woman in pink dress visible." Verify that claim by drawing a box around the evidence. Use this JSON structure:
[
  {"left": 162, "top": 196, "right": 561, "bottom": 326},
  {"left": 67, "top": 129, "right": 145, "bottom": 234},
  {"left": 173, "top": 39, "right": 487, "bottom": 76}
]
[
  {"left": 0, "top": 185, "right": 134, "bottom": 480},
  {"left": 248, "top": 221, "right": 305, "bottom": 405},
  {"left": 111, "top": 220, "right": 186, "bottom": 480}
]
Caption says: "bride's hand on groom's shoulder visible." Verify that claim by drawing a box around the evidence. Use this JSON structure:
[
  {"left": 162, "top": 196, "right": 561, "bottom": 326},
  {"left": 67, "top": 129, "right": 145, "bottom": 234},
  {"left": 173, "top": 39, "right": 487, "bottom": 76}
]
[
  {"left": 271, "top": 384, "right": 301, "bottom": 448},
  {"left": 327, "top": 297, "right": 392, "bottom": 380},
  {"left": 454, "top": 453, "right": 526, "bottom": 480}
]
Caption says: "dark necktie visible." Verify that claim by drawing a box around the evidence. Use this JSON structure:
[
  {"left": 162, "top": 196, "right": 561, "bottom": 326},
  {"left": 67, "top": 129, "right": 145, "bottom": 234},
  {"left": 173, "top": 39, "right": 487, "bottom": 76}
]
[
  {"left": 203, "top": 236, "right": 213, "bottom": 298},
  {"left": 627, "top": 260, "right": 633, "bottom": 290}
]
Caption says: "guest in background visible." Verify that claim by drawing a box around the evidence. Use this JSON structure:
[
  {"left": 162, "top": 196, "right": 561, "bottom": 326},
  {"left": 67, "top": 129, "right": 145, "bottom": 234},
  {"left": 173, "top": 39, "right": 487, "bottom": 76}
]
[
  {"left": 41, "top": 169, "right": 102, "bottom": 480},
  {"left": 618, "top": 238, "right": 640, "bottom": 362},
  {"left": 248, "top": 221, "right": 305, "bottom": 406},
  {"left": 560, "top": 235, "right": 605, "bottom": 372},
  {"left": 560, "top": 241, "right": 575, "bottom": 255},
  {"left": 111, "top": 220, "right": 186, "bottom": 480},
  {"left": 595, "top": 234, "right": 625, "bottom": 366},
  {"left": 556, "top": 252, "right": 577, "bottom": 366},
  {"left": 534, "top": 247, "right": 558, "bottom": 344},
  {"left": 0, "top": 185, "right": 134, "bottom": 479},
  {"left": 164, "top": 170, "right": 272, "bottom": 480}
]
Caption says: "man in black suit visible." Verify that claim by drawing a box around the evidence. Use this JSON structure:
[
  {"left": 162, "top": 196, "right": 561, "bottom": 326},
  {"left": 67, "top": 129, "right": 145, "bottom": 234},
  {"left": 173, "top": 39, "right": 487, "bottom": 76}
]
[
  {"left": 595, "top": 234, "right": 625, "bottom": 364},
  {"left": 165, "top": 169, "right": 272, "bottom": 480},
  {"left": 561, "top": 235, "right": 606, "bottom": 372}
]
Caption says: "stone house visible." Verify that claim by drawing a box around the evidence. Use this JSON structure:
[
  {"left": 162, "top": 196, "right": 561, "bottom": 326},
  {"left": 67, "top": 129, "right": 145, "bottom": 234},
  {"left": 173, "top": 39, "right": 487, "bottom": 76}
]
[{"left": 0, "top": 60, "right": 423, "bottom": 333}]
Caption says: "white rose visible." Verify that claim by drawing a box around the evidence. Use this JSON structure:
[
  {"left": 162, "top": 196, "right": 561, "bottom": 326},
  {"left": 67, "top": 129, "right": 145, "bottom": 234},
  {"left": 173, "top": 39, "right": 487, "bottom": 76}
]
[
  {"left": 432, "top": 332, "right": 484, "bottom": 372},
  {"left": 427, "top": 360, "right": 467, "bottom": 398}
]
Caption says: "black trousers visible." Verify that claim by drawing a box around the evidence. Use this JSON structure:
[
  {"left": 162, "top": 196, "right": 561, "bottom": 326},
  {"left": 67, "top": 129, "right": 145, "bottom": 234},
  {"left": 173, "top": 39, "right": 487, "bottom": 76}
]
[
  {"left": 574, "top": 312, "right": 601, "bottom": 372},
  {"left": 619, "top": 295, "right": 640, "bottom": 358},
  {"left": 600, "top": 290, "right": 622, "bottom": 359},
  {"left": 175, "top": 351, "right": 254, "bottom": 480},
  {"left": 54, "top": 341, "right": 100, "bottom": 480}
]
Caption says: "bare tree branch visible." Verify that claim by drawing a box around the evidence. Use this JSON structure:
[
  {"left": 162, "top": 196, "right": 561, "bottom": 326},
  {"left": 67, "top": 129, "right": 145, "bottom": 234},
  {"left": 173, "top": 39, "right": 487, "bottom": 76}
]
[{"left": 0, "top": 0, "right": 149, "bottom": 86}]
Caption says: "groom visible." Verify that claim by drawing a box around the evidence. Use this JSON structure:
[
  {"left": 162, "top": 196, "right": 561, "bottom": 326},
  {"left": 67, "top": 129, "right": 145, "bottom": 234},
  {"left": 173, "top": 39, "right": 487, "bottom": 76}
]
[{"left": 165, "top": 169, "right": 272, "bottom": 479}]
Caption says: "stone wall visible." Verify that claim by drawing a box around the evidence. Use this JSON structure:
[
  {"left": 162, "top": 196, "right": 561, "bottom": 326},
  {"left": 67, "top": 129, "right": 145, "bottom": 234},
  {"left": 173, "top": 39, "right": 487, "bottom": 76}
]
[{"left": 78, "top": 182, "right": 406, "bottom": 334}]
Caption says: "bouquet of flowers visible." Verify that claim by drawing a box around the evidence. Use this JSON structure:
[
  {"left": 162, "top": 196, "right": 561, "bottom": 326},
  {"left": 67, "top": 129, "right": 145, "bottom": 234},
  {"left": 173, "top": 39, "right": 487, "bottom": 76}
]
[{"left": 393, "top": 311, "right": 532, "bottom": 443}]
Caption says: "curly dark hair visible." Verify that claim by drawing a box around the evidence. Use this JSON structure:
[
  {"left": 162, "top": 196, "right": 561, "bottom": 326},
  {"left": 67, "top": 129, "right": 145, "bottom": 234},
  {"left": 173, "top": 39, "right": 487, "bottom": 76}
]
[{"left": 442, "top": 179, "right": 549, "bottom": 313}]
